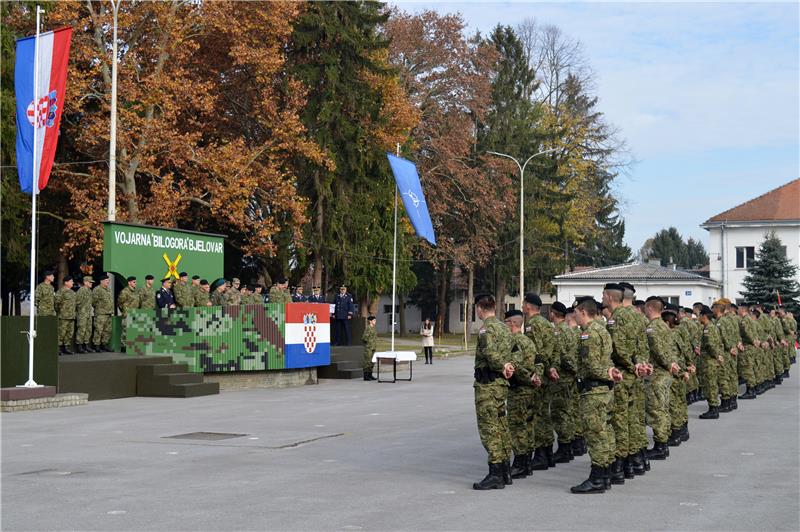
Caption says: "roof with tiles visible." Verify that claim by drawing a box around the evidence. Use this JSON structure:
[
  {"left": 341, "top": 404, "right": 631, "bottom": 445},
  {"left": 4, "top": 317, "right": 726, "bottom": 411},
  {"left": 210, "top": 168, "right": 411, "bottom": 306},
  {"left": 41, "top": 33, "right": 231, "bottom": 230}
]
[
  {"left": 704, "top": 178, "right": 800, "bottom": 224},
  {"left": 553, "top": 262, "right": 720, "bottom": 283}
]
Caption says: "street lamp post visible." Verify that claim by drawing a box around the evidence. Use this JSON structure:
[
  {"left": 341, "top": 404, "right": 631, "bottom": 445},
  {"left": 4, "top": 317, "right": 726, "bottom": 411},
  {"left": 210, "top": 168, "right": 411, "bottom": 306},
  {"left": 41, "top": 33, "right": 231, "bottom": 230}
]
[{"left": 487, "top": 148, "right": 557, "bottom": 308}]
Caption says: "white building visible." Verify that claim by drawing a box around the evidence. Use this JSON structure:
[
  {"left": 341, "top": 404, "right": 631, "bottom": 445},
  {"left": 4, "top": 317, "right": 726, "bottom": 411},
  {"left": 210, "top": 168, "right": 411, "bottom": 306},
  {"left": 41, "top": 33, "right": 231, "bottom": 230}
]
[
  {"left": 552, "top": 261, "right": 721, "bottom": 307},
  {"left": 701, "top": 179, "right": 800, "bottom": 303}
]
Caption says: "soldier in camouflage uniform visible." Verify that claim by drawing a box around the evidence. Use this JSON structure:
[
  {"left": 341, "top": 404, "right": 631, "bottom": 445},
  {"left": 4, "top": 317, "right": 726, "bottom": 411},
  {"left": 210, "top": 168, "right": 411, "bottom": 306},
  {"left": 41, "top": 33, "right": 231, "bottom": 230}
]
[
  {"left": 139, "top": 275, "right": 156, "bottom": 310},
  {"left": 698, "top": 305, "right": 725, "bottom": 418},
  {"left": 570, "top": 297, "right": 622, "bottom": 494},
  {"left": 662, "top": 304, "right": 692, "bottom": 447},
  {"left": 679, "top": 307, "right": 701, "bottom": 403},
  {"left": 173, "top": 272, "right": 193, "bottom": 308},
  {"left": 778, "top": 306, "right": 796, "bottom": 371},
  {"left": 472, "top": 294, "right": 516, "bottom": 491},
  {"left": 92, "top": 273, "right": 114, "bottom": 352},
  {"left": 756, "top": 305, "right": 777, "bottom": 389},
  {"left": 643, "top": 296, "right": 682, "bottom": 460},
  {"left": 190, "top": 275, "right": 201, "bottom": 306},
  {"left": 361, "top": 315, "right": 377, "bottom": 381},
  {"left": 75, "top": 276, "right": 94, "bottom": 353},
  {"left": 504, "top": 309, "right": 541, "bottom": 479},
  {"left": 34, "top": 270, "right": 56, "bottom": 317},
  {"left": 620, "top": 282, "right": 650, "bottom": 476},
  {"left": 117, "top": 276, "right": 140, "bottom": 352},
  {"left": 769, "top": 308, "right": 787, "bottom": 381},
  {"left": 713, "top": 299, "right": 740, "bottom": 412},
  {"left": 737, "top": 304, "right": 761, "bottom": 399},
  {"left": 549, "top": 302, "right": 579, "bottom": 465},
  {"left": 523, "top": 293, "right": 557, "bottom": 471},
  {"left": 211, "top": 283, "right": 226, "bottom": 306},
  {"left": 268, "top": 278, "right": 292, "bottom": 306},
  {"left": 565, "top": 308, "right": 587, "bottom": 458},
  {"left": 194, "top": 279, "right": 213, "bottom": 307},
  {"left": 224, "top": 277, "right": 242, "bottom": 306},
  {"left": 55, "top": 276, "right": 77, "bottom": 354}
]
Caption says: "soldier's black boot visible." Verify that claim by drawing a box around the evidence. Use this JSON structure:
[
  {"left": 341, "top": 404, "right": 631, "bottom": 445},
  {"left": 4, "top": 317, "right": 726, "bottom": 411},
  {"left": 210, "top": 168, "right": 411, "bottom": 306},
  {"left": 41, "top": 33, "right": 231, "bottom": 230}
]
[
  {"left": 530, "top": 447, "right": 549, "bottom": 470},
  {"left": 510, "top": 455, "right": 529, "bottom": 479},
  {"left": 524, "top": 451, "right": 535, "bottom": 476},
  {"left": 363, "top": 371, "right": 370, "bottom": 381},
  {"left": 58, "top": 345, "right": 67, "bottom": 355},
  {"left": 630, "top": 452, "right": 646, "bottom": 476},
  {"left": 570, "top": 465, "right": 606, "bottom": 494},
  {"left": 80, "top": 343, "right": 89, "bottom": 353},
  {"left": 646, "top": 442, "right": 669, "bottom": 460},
  {"left": 681, "top": 423, "right": 690, "bottom": 442},
  {"left": 603, "top": 466, "right": 612, "bottom": 490},
  {"left": 501, "top": 461, "right": 513, "bottom": 485},
  {"left": 718, "top": 397, "right": 731, "bottom": 413},
  {"left": 667, "top": 428, "right": 682, "bottom": 447},
  {"left": 775, "top": 374, "right": 783, "bottom": 385},
  {"left": 739, "top": 387, "right": 757, "bottom": 399},
  {"left": 782, "top": 369, "right": 789, "bottom": 379},
  {"left": 609, "top": 458, "right": 625, "bottom": 485},
  {"left": 622, "top": 456, "right": 635, "bottom": 479},
  {"left": 731, "top": 396, "right": 738, "bottom": 410},
  {"left": 473, "top": 463, "right": 505, "bottom": 490},
  {"left": 699, "top": 403, "right": 720, "bottom": 419},
  {"left": 63, "top": 344, "right": 74, "bottom": 355},
  {"left": 553, "top": 440, "right": 573, "bottom": 463},
  {"left": 641, "top": 448, "right": 651, "bottom": 471},
  {"left": 571, "top": 438, "right": 583, "bottom": 457},
  {"left": 545, "top": 443, "right": 556, "bottom": 468}
]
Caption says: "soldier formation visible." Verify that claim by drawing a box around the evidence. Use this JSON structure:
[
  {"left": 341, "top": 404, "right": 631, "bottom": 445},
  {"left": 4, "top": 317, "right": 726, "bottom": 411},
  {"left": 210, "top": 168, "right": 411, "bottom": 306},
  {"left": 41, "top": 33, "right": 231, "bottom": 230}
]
[{"left": 470, "top": 284, "right": 797, "bottom": 493}]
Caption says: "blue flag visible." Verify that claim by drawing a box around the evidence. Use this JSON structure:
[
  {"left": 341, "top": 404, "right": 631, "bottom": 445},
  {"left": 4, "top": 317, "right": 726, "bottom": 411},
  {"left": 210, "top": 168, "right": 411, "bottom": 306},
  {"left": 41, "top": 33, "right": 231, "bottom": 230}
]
[{"left": 386, "top": 153, "right": 436, "bottom": 246}]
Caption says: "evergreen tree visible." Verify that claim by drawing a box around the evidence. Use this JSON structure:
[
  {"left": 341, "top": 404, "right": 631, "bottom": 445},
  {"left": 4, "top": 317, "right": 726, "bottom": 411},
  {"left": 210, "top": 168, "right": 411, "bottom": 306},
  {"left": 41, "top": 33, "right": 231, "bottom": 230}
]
[
  {"left": 643, "top": 227, "right": 709, "bottom": 269},
  {"left": 741, "top": 232, "right": 800, "bottom": 314}
]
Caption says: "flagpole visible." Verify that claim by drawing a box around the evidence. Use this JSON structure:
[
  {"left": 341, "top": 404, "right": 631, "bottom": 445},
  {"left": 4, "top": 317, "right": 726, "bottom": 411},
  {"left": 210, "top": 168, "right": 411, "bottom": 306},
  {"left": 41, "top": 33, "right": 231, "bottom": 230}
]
[
  {"left": 23, "top": 5, "right": 44, "bottom": 388},
  {"left": 391, "top": 143, "right": 400, "bottom": 353},
  {"left": 108, "top": 0, "right": 120, "bottom": 221}
]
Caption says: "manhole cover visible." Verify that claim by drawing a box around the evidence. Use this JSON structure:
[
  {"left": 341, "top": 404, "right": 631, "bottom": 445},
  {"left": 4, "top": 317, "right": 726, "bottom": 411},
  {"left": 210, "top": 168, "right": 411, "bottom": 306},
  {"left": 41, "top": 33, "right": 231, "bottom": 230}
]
[{"left": 163, "top": 432, "right": 247, "bottom": 441}]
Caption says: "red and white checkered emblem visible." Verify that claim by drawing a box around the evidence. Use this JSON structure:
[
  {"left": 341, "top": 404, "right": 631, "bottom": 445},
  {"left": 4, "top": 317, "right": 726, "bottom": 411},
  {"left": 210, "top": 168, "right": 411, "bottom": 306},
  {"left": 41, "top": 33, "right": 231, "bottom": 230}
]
[
  {"left": 303, "top": 313, "right": 317, "bottom": 353},
  {"left": 27, "top": 95, "right": 49, "bottom": 128}
]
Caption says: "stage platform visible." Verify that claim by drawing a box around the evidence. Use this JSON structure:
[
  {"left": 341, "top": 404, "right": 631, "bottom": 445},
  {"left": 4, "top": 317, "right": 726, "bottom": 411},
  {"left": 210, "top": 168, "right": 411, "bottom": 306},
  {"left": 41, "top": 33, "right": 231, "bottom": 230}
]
[{"left": 58, "top": 353, "right": 219, "bottom": 400}]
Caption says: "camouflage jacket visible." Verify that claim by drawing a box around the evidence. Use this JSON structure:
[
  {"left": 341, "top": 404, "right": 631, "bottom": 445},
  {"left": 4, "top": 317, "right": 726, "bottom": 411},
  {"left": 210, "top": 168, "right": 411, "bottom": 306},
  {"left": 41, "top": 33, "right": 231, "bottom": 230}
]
[
  {"left": 510, "top": 331, "right": 538, "bottom": 387},
  {"left": 669, "top": 326, "right": 692, "bottom": 370},
  {"left": 577, "top": 319, "right": 613, "bottom": 383},
  {"left": 717, "top": 314, "right": 741, "bottom": 351},
  {"left": 525, "top": 314, "right": 555, "bottom": 368},
  {"left": 92, "top": 285, "right": 114, "bottom": 315},
  {"left": 701, "top": 319, "right": 724, "bottom": 360},
  {"left": 771, "top": 316, "right": 785, "bottom": 341},
  {"left": 554, "top": 321, "right": 578, "bottom": 377},
  {"left": 76, "top": 286, "right": 93, "bottom": 318},
  {"left": 362, "top": 326, "right": 377, "bottom": 357},
  {"left": 475, "top": 315, "right": 514, "bottom": 376},
  {"left": 757, "top": 314, "right": 774, "bottom": 341},
  {"left": 118, "top": 286, "right": 140, "bottom": 317},
  {"left": 739, "top": 314, "right": 760, "bottom": 346},
  {"left": 646, "top": 317, "right": 676, "bottom": 373},
  {"left": 223, "top": 288, "right": 242, "bottom": 306},
  {"left": 55, "top": 287, "right": 76, "bottom": 320},
  {"left": 194, "top": 288, "right": 211, "bottom": 307},
  {"left": 606, "top": 306, "right": 638, "bottom": 373},
  {"left": 211, "top": 290, "right": 226, "bottom": 306},
  {"left": 173, "top": 282, "right": 193, "bottom": 308},
  {"left": 630, "top": 308, "right": 651, "bottom": 365},
  {"left": 34, "top": 282, "right": 56, "bottom": 316},
  {"left": 268, "top": 286, "right": 292, "bottom": 306},
  {"left": 139, "top": 284, "right": 156, "bottom": 310}
]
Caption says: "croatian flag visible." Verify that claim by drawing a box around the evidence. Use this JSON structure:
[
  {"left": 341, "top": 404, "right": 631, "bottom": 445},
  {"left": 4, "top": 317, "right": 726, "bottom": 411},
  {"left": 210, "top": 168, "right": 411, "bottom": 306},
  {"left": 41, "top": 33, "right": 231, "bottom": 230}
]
[
  {"left": 285, "top": 303, "right": 331, "bottom": 368},
  {"left": 15, "top": 27, "right": 72, "bottom": 194}
]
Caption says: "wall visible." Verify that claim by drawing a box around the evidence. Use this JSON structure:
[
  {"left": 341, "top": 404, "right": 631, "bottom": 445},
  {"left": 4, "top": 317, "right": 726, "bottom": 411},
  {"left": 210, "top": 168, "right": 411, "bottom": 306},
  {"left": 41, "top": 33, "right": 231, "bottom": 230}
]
[
  {"left": 554, "top": 281, "right": 720, "bottom": 308},
  {"left": 707, "top": 223, "right": 800, "bottom": 301}
]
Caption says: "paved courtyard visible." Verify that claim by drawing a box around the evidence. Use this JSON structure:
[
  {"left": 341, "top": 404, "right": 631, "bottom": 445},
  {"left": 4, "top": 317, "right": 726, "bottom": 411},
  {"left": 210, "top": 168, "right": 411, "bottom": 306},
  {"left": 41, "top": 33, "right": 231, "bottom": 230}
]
[{"left": 2, "top": 355, "right": 798, "bottom": 531}]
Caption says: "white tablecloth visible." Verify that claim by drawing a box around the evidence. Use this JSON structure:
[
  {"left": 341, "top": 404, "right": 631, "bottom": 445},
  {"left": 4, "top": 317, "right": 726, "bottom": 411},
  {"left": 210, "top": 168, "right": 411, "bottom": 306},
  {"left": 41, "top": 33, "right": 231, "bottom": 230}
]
[{"left": 372, "top": 351, "right": 418, "bottom": 363}]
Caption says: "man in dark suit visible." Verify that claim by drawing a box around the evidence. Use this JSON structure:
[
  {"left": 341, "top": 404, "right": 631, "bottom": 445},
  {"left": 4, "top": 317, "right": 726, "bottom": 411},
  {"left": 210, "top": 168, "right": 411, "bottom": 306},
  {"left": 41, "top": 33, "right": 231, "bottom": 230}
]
[
  {"left": 333, "top": 285, "right": 355, "bottom": 346},
  {"left": 156, "top": 278, "right": 177, "bottom": 309}
]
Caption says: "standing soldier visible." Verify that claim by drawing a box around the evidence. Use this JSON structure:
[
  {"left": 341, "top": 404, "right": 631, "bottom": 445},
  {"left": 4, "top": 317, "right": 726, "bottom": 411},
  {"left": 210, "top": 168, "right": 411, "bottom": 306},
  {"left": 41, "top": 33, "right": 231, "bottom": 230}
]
[
  {"left": 620, "top": 283, "right": 650, "bottom": 475},
  {"left": 565, "top": 308, "right": 587, "bottom": 458},
  {"left": 713, "top": 299, "right": 739, "bottom": 412},
  {"left": 253, "top": 285, "right": 265, "bottom": 304},
  {"left": 194, "top": 280, "right": 213, "bottom": 307},
  {"left": 643, "top": 296, "right": 681, "bottom": 460},
  {"left": 698, "top": 305, "right": 725, "bottom": 418},
  {"left": 737, "top": 303, "right": 760, "bottom": 399},
  {"left": 75, "top": 276, "right": 94, "bottom": 353},
  {"left": 679, "top": 307, "right": 701, "bottom": 404},
  {"left": 662, "top": 304, "right": 692, "bottom": 447},
  {"left": 268, "top": 278, "right": 292, "bottom": 306},
  {"left": 211, "top": 282, "right": 226, "bottom": 306},
  {"left": 156, "top": 278, "right": 177, "bottom": 309},
  {"left": 92, "top": 273, "right": 114, "bottom": 352},
  {"left": 224, "top": 277, "right": 242, "bottom": 306},
  {"left": 117, "top": 276, "right": 140, "bottom": 352},
  {"left": 778, "top": 306, "right": 796, "bottom": 372},
  {"left": 504, "top": 309, "right": 541, "bottom": 479},
  {"left": 307, "top": 286, "right": 325, "bottom": 303},
  {"left": 139, "top": 275, "right": 156, "bottom": 310},
  {"left": 550, "top": 302, "right": 579, "bottom": 465},
  {"left": 173, "top": 272, "right": 192, "bottom": 308},
  {"left": 769, "top": 307, "right": 787, "bottom": 382},
  {"left": 55, "top": 276, "right": 77, "bottom": 354},
  {"left": 34, "top": 270, "right": 57, "bottom": 317},
  {"left": 240, "top": 285, "right": 252, "bottom": 304},
  {"left": 292, "top": 286, "right": 307, "bottom": 302},
  {"left": 570, "top": 297, "right": 622, "bottom": 494},
  {"left": 361, "top": 315, "right": 377, "bottom": 381},
  {"left": 522, "top": 293, "right": 557, "bottom": 471},
  {"left": 472, "top": 294, "right": 515, "bottom": 491},
  {"left": 332, "top": 285, "right": 355, "bottom": 346},
  {"left": 190, "top": 275, "right": 201, "bottom": 305}
]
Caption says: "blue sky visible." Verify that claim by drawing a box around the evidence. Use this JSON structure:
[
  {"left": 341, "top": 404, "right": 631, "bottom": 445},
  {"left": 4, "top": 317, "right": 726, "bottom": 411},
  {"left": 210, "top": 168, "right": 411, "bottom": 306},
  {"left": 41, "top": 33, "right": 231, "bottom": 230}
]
[{"left": 392, "top": 1, "right": 800, "bottom": 255}]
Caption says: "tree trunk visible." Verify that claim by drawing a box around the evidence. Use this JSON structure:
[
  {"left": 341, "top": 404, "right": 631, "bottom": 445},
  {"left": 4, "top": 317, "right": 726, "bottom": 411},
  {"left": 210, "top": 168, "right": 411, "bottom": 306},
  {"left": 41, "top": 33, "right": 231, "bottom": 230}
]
[
  {"left": 495, "top": 269, "right": 507, "bottom": 313},
  {"left": 466, "top": 266, "right": 474, "bottom": 342},
  {"left": 313, "top": 170, "right": 325, "bottom": 288},
  {"left": 57, "top": 252, "right": 68, "bottom": 290},
  {"left": 436, "top": 262, "right": 448, "bottom": 339},
  {"left": 398, "top": 292, "right": 406, "bottom": 337}
]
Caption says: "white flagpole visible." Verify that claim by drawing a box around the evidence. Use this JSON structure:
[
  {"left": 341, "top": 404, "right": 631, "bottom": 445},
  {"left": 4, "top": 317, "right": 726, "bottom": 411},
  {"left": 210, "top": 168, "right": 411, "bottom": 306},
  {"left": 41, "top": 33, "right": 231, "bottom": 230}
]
[
  {"left": 108, "top": 0, "right": 120, "bottom": 221},
  {"left": 23, "top": 5, "right": 44, "bottom": 387},
  {"left": 390, "top": 143, "right": 400, "bottom": 352}
]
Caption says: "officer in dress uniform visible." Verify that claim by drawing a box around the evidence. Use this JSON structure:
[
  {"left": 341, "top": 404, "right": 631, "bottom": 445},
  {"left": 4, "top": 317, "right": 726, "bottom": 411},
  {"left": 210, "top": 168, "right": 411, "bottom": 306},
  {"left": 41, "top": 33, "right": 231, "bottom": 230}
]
[
  {"left": 156, "top": 278, "right": 177, "bottom": 309},
  {"left": 333, "top": 285, "right": 355, "bottom": 346},
  {"left": 292, "top": 286, "right": 307, "bottom": 302}
]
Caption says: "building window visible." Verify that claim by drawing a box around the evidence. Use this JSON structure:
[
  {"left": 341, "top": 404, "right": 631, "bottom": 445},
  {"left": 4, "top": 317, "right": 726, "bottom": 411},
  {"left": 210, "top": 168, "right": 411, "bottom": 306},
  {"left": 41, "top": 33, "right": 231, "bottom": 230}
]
[
  {"left": 383, "top": 304, "right": 399, "bottom": 314},
  {"left": 735, "top": 246, "right": 755, "bottom": 269},
  {"left": 459, "top": 303, "right": 476, "bottom": 323},
  {"left": 780, "top": 246, "right": 787, "bottom": 258},
  {"left": 660, "top": 296, "right": 680, "bottom": 305}
]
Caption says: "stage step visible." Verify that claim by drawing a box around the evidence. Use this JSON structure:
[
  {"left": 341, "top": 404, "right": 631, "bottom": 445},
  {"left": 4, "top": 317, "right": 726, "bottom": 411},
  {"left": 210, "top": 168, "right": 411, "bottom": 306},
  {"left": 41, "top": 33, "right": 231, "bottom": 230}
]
[
  {"left": 137, "top": 364, "right": 219, "bottom": 398},
  {"left": 319, "top": 346, "right": 364, "bottom": 379},
  {"left": 318, "top": 367, "right": 363, "bottom": 380}
]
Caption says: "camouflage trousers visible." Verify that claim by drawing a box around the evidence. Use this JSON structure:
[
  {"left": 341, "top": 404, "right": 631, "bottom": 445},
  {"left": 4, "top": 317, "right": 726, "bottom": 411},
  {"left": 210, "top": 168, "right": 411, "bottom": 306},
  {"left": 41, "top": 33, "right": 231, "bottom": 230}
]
[
  {"left": 58, "top": 319, "right": 75, "bottom": 347},
  {"left": 628, "top": 378, "right": 648, "bottom": 452},
  {"left": 579, "top": 388, "right": 615, "bottom": 468},
  {"left": 610, "top": 372, "right": 633, "bottom": 458},
  {"left": 93, "top": 314, "right": 112, "bottom": 346},
  {"left": 701, "top": 357, "right": 722, "bottom": 407},
  {"left": 773, "top": 346, "right": 786, "bottom": 376},
  {"left": 645, "top": 371, "right": 672, "bottom": 444},
  {"left": 363, "top": 349, "right": 374, "bottom": 372},
  {"left": 669, "top": 376, "right": 688, "bottom": 430},
  {"left": 75, "top": 315, "right": 92, "bottom": 345},
  {"left": 507, "top": 387, "right": 535, "bottom": 454},
  {"left": 550, "top": 377, "right": 578, "bottom": 443},
  {"left": 720, "top": 353, "right": 738, "bottom": 399},
  {"left": 532, "top": 384, "right": 554, "bottom": 447},
  {"left": 474, "top": 381, "right": 512, "bottom": 464},
  {"left": 738, "top": 346, "right": 758, "bottom": 388}
]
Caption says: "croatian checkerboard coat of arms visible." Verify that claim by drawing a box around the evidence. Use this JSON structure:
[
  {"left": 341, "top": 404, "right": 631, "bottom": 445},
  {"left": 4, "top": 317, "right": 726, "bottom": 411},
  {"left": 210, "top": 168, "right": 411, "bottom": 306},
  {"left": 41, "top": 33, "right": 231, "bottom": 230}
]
[{"left": 303, "top": 313, "right": 318, "bottom": 353}]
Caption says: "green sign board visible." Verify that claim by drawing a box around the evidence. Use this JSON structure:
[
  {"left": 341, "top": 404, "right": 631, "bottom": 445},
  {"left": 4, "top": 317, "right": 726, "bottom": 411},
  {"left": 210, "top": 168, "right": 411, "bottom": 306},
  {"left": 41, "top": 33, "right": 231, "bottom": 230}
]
[{"left": 103, "top": 222, "right": 224, "bottom": 283}]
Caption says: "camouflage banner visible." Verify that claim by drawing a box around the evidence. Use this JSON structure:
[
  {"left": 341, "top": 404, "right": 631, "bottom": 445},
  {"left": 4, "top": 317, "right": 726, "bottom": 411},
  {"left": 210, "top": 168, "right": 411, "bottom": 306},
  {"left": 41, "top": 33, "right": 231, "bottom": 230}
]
[{"left": 125, "top": 303, "right": 330, "bottom": 373}]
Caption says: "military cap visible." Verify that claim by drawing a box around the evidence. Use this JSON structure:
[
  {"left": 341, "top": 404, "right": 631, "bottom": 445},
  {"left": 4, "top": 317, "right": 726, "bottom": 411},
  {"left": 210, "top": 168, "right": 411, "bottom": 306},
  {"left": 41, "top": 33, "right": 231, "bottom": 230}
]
[
  {"left": 574, "top": 296, "right": 596, "bottom": 305},
  {"left": 633, "top": 299, "right": 645, "bottom": 307},
  {"left": 603, "top": 283, "right": 624, "bottom": 292},
  {"left": 682, "top": 307, "right": 693, "bottom": 314},
  {"left": 618, "top": 282, "right": 635, "bottom": 293},
  {"left": 192, "top": 275, "right": 200, "bottom": 280},
  {"left": 83, "top": 276, "right": 94, "bottom": 284},
  {"left": 43, "top": 270, "right": 54, "bottom": 277},
  {"left": 730, "top": 303, "right": 738, "bottom": 309},
  {"left": 232, "top": 277, "right": 240, "bottom": 283},
  {"left": 179, "top": 272, "right": 188, "bottom": 278},
  {"left": 504, "top": 309, "right": 524, "bottom": 319},
  {"left": 127, "top": 275, "right": 136, "bottom": 282},
  {"left": 339, "top": 284, "right": 347, "bottom": 289},
  {"left": 199, "top": 279, "right": 209, "bottom": 286},
  {"left": 699, "top": 306, "right": 713, "bottom": 317},
  {"left": 145, "top": 274, "right": 154, "bottom": 280},
  {"left": 662, "top": 304, "right": 679, "bottom": 316},
  {"left": 63, "top": 275, "right": 73, "bottom": 282},
  {"left": 313, "top": 286, "right": 321, "bottom": 290},
  {"left": 98, "top": 273, "right": 109, "bottom": 281},
  {"left": 693, "top": 301, "right": 704, "bottom": 307},
  {"left": 763, "top": 304, "right": 773, "bottom": 312},
  {"left": 161, "top": 277, "right": 172, "bottom": 283},
  {"left": 277, "top": 278, "right": 288, "bottom": 284},
  {"left": 565, "top": 307, "right": 575, "bottom": 314},
  {"left": 646, "top": 295, "right": 664, "bottom": 304},
  {"left": 550, "top": 301, "right": 568, "bottom": 315},
  {"left": 367, "top": 315, "right": 376, "bottom": 322},
  {"left": 524, "top": 293, "right": 542, "bottom": 306},
  {"left": 256, "top": 284, "right": 264, "bottom": 290}
]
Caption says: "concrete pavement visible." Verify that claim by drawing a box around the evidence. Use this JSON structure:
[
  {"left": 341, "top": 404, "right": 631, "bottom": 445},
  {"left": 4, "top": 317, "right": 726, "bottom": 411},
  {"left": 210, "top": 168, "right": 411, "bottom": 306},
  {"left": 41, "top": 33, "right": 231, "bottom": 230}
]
[{"left": 2, "top": 356, "right": 798, "bottom": 531}]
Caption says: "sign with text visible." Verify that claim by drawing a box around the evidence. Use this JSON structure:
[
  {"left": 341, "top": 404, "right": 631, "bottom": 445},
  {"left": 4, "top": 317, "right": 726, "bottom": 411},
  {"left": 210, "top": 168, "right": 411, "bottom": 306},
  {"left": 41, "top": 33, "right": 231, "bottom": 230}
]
[{"left": 103, "top": 222, "right": 224, "bottom": 283}]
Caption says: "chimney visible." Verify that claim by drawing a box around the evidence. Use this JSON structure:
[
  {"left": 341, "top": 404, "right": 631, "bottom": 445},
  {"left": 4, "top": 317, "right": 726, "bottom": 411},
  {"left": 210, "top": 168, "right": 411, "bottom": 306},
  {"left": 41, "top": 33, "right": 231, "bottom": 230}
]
[
  {"left": 646, "top": 258, "right": 660, "bottom": 266},
  {"left": 667, "top": 263, "right": 677, "bottom": 270}
]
